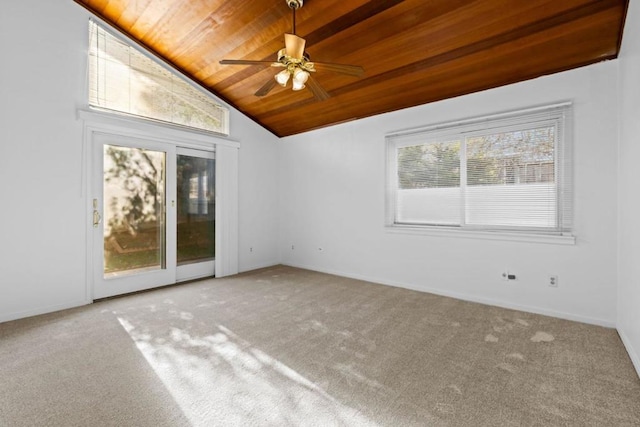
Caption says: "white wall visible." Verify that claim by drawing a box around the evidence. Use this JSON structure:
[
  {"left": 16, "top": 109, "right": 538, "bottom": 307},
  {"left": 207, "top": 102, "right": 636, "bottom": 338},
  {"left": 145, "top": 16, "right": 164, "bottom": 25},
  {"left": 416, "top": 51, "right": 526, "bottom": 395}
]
[
  {"left": 230, "top": 108, "right": 281, "bottom": 273},
  {"left": 279, "top": 61, "right": 619, "bottom": 327},
  {"left": 0, "top": 0, "right": 280, "bottom": 322},
  {"left": 618, "top": 0, "right": 640, "bottom": 376}
]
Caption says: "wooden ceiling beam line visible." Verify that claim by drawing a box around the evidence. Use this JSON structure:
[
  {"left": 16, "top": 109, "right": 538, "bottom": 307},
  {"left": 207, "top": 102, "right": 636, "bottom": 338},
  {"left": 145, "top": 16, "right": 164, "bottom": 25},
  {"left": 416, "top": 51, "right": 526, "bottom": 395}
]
[
  {"left": 260, "top": 22, "right": 620, "bottom": 135},
  {"left": 259, "top": 0, "right": 623, "bottom": 120},
  {"left": 302, "top": 0, "right": 406, "bottom": 47}
]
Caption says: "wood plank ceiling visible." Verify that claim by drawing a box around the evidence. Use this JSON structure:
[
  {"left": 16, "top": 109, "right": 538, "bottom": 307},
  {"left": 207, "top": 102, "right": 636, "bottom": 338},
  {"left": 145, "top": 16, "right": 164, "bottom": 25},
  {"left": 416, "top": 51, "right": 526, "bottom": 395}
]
[{"left": 74, "top": 0, "right": 628, "bottom": 137}]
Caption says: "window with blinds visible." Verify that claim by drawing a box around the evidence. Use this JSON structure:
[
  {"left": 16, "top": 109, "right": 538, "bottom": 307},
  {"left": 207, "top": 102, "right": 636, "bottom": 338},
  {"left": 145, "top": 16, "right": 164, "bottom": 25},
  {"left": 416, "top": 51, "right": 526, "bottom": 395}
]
[
  {"left": 88, "top": 20, "right": 229, "bottom": 135},
  {"left": 387, "top": 104, "right": 572, "bottom": 235}
]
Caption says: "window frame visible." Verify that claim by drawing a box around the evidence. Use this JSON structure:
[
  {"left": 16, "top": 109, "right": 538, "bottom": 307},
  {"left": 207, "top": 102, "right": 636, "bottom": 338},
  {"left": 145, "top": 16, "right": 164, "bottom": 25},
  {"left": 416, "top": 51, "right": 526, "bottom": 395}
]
[
  {"left": 87, "top": 18, "right": 230, "bottom": 136},
  {"left": 385, "top": 103, "right": 574, "bottom": 244}
]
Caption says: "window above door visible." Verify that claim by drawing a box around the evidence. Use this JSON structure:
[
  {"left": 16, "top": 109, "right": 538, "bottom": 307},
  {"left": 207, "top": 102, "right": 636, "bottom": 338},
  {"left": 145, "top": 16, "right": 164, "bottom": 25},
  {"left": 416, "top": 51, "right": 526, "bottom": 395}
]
[{"left": 88, "top": 20, "right": 229, "bottom": 136}]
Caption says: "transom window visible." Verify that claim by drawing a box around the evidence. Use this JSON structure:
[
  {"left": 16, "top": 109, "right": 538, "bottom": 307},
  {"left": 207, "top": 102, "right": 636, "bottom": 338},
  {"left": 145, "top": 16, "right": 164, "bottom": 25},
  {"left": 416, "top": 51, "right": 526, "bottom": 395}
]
[
  {"left": 88, "top": 20, "right": 229, "bottom": 135},
  {"left": 386, "top": 104, "right": 573, "bottom": 236}
]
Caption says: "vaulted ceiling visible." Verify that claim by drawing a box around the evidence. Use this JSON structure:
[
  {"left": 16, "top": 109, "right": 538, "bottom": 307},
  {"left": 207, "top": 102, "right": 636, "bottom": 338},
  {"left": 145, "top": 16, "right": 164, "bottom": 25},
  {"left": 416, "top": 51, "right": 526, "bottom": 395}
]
[{"left": 74, "top": 0, "right": 628, "bottom": 137}]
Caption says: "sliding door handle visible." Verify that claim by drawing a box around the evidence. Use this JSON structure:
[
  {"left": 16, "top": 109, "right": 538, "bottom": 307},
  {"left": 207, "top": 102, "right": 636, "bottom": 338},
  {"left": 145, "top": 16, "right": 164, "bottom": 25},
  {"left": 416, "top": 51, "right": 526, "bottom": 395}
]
[
  {"left": 92, "top": 198, "right": 101, "bottom": 228},
  {"left": 93, "top": 210, "right": 102, "bottom": 228}
]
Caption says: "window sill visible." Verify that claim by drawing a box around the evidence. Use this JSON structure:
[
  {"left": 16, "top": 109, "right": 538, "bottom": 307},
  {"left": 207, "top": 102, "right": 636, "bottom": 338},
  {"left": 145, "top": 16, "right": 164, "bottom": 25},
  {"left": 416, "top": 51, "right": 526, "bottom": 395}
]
[{"left": 385, "top": 224, "right": 576, "bottom": 245}]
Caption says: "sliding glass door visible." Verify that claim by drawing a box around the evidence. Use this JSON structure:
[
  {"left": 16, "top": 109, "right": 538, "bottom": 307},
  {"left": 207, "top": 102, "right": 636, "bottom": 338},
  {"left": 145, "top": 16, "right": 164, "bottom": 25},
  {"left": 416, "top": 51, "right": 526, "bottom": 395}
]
[{"left": 92, "top": 133, "right": 215, "bottom": 299}]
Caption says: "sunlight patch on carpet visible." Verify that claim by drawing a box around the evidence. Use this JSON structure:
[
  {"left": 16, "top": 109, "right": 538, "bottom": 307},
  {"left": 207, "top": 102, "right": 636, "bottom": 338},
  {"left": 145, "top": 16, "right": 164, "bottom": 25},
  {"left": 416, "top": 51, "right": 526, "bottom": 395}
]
[{"left": 116, "top": 316, "right": 377, "bottom": 426}]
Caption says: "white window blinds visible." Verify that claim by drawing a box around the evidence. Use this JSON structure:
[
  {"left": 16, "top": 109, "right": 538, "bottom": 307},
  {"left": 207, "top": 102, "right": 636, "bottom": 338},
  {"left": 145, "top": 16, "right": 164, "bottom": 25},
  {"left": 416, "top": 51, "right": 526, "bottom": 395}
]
[
  {"left": 88, "top": 20, "right": 229, "bottom": 135},
  {"left": 387, "top": 104, "right": 572, "bottom": 235}
]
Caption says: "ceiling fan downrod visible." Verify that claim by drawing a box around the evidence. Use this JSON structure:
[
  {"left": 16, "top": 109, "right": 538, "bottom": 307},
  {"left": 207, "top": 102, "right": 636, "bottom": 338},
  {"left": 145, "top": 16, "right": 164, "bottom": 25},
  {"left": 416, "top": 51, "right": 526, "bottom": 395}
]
[{"left": 287, "top": 0, "right": 303, "bottom": 34}]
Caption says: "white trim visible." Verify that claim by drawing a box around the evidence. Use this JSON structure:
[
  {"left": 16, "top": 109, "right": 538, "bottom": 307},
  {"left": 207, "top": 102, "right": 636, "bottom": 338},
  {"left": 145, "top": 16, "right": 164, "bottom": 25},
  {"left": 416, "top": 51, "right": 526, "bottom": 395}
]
[
  {"left": 80, "top": 121, "right": 94, "bottom": 301},
  {"left": 239, "top": 261, "right": 281, "bottom": 274},
  {"left": 388, "top": 101, "right": 573, "bottom": 138},
  {"left": 0, "top": 300, "right": 91, "bottom": 324},
  {"left": 78, "top": 109, "right": 239, "bottom": 150},
  {"left": 177, "top": 146, "right": 216, "bottom": 159},
  {"left": 215, "top": 144, "right": 239, "bottom": 277},
  {"left": 83, "top": 122, "right": 95, "bottom": 301},
  {"left": 385, "top": 224, "right": 576, "bottom": 245},
  {"left": 177, "top": 261, "right": 215, "bottom": 283},
  {"left": 282, "top": 262, "right": 614, "bottom": 328},
  {"left": 618, "top": 327, "right": 640, "bottom": 379}
]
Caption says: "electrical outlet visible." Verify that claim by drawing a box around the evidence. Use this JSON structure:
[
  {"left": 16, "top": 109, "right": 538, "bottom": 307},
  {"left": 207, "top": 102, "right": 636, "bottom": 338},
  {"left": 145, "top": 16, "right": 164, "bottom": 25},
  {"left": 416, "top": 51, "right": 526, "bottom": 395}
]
[
  {"left": 249, "top": 247, "right": 253, "bottom": 252},
  {"left": 549, "top": 275, "right": 558, "bottom": 287},
  {"left": 291, "top": 245, "right": 295, "bottom": 250},
  {"left": 502, "top": 271, "right": 517, "bottom": 281}
]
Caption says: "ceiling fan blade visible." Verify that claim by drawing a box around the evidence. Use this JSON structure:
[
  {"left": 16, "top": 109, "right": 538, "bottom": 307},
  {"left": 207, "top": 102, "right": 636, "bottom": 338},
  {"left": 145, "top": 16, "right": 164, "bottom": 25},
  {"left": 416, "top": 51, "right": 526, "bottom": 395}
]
[
  {"left": 220, "top": 59, "right": 274, "bottom": 66},
  {"left": 255, "top": 77, "right": 278, "bottom": 97},
  {"left": 306, "top": 76, "right": 330, "bottom": 101},
  {"left": 284, "top": 33, "right": 306, "bottom": 59},
  {"left": 312, "top": 62, "right": 364, "bottom": 77}
]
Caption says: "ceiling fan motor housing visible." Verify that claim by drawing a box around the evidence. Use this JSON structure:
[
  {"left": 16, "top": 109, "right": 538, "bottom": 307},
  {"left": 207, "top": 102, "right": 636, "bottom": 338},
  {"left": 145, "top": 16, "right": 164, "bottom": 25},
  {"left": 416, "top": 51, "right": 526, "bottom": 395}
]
[{"left": 287, "top": 0, "right": 303, "bottom": 9}]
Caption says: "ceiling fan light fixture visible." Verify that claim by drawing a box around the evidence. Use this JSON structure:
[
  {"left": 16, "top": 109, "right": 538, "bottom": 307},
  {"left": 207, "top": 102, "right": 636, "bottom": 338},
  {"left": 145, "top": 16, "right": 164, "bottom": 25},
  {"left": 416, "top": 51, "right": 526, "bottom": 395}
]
[
  {"left": 293, "top": 68, "right": 309, "bottom": 84},
  {"left": 293, "top": 68, "right": 309, "bottom": 83},
  {"left": 292, "top": 68, "right": 309, "bottom": 91},
  {"left": 275, "top": 69, "right": 290, "bottom": 87}
]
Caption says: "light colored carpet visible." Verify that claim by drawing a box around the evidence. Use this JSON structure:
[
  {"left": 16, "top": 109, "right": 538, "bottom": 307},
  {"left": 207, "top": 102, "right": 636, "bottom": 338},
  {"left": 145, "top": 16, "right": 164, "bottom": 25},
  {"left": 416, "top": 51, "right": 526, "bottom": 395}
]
[{"left": 0, "top": 265, "right": 639, "bottom": 426}]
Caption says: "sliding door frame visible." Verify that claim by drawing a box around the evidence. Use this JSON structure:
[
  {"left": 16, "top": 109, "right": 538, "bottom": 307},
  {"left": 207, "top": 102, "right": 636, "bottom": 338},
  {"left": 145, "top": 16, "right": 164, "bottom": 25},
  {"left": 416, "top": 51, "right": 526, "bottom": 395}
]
[{"left": 80, "top": 109, "right": 239, "bottom": 301}]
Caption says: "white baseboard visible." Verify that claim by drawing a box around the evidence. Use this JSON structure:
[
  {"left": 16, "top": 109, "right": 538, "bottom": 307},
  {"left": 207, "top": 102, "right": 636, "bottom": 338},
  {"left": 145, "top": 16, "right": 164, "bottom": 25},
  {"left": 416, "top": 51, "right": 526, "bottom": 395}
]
[
  {"left": 239, "top": 261, "right": 281, "bottom": 274},
  {"left": 0, "top": 261, "right": 279, "bottom": 324},
  {"left": 618, "top": 327, "right": 640, "bottom": 379},
  {"left": 282, "top": 262, "right": 616, "bottom": 328},
  {"left": 0, "top": 299, "right": 91, "bottom": 324}
]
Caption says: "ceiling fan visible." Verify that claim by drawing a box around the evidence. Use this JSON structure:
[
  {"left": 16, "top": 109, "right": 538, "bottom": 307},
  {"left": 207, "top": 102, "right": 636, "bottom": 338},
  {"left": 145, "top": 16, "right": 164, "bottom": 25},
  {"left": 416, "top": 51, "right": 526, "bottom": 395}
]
[{"left": 219, "top": 0, "right": 364, "bottom": 101}]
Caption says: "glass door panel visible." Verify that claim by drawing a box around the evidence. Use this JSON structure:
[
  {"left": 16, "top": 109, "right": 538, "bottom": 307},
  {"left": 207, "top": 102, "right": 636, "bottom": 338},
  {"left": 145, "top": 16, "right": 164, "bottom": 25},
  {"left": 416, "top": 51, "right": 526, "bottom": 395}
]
[
  {"left": 176, "top": 148, "right": 216, "bottom": 282},
  {"left": 103, "top": 144, "right": 166, "bottom": 276},
  {"left": 177, "top": 155, "right": 215, "bottom": 265},
  {"left": 93, "top": 133, "right": 176, "bottom": 299}
]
